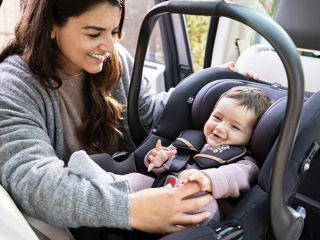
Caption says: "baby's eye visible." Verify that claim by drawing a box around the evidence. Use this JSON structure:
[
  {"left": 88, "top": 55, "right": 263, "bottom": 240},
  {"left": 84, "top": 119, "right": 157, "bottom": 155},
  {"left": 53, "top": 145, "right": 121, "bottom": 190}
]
[
  {"left": 213, "top": 115, "right": 221, "bottom": 121},
  {"left": 232, "top": 125, "right": 240, "bottom": 131},
  {"left": 87, "top": 33, "right": 101, "bottom": 38}
]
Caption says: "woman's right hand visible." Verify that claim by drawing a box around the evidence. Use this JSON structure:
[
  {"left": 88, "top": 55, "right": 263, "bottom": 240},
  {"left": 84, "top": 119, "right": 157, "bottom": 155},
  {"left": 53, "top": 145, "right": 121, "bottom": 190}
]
[{"left": 129, "top": 182, "right": 211, "bottom": 234}]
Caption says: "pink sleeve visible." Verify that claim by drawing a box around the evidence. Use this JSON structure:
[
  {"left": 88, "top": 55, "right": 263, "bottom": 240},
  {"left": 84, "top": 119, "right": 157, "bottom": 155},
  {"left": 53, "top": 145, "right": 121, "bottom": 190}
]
[
  {"left": 144, "top": 144, "right": 177, "bottom": 176},
  {"left": 201, "top": 155, "right": 259, "bottom": 199}
]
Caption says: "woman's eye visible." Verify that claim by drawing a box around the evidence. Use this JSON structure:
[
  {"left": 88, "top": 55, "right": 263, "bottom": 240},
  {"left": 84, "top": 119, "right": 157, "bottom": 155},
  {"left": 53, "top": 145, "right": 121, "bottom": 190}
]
[
  {"left": 112, "top": 31, "right": 120, "bottom": 36},
  {"left": 88, "top": 33, "right": 101, "bottom": 38}
]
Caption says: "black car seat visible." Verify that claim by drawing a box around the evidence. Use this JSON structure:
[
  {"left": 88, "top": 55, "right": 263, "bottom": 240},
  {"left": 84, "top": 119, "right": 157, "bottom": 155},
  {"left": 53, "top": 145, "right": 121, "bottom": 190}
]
[
  {"left": 128, "top": 1, "right": 310, "bottom": 240},
  {"left": 128, "top": 64, "right": 319, "bottom": 239},
  {"left": 234, "top": 0, "right": 320, "bottom": 238}
]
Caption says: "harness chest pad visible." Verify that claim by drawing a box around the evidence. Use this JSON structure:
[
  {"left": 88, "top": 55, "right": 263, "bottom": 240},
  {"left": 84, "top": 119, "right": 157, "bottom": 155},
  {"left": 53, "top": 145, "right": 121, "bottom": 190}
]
[
  {"left": 194, "top": 145, "right": 247, "bottom": 168},
  {"left": 172, "top": 129, "right": 206, "bottom": 152},
  {"left": 169, "top": 129, "right": 206, "bottom": 172}
]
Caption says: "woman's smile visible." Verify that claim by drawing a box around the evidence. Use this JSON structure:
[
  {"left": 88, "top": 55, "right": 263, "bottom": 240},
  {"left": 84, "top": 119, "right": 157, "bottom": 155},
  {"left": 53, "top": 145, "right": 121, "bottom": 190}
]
[{"left": 88, "top": 53, "right": 107, "bottom": 63}]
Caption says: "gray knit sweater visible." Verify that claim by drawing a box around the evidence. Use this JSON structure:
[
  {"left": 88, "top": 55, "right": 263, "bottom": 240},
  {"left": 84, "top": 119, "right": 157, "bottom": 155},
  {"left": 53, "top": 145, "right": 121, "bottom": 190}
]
[{"left": 0, "top": 44, "right": 170, "bottom": 229}]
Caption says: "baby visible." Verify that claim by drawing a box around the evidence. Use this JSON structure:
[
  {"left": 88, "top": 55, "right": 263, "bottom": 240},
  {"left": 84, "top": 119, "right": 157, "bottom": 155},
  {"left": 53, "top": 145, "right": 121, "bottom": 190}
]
[{"left": 144, "top": 86, "right": 272, "bottom": 223}]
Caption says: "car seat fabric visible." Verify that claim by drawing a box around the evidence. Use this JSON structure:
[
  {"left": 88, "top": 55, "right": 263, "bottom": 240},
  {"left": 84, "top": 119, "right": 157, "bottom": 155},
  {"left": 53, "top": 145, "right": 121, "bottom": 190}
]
[
  {"left": 251, "top": 97, "right": 287, "bottom": 165},
  {"left": 259, "top": 91, "right": 320, "bottom": 200}
]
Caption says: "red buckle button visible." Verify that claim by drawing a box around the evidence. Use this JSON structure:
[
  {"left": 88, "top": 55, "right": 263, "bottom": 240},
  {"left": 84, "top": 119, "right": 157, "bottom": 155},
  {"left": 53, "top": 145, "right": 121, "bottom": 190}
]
[{"left": 164, "top": 175, "right": 178, "bottom": 187}]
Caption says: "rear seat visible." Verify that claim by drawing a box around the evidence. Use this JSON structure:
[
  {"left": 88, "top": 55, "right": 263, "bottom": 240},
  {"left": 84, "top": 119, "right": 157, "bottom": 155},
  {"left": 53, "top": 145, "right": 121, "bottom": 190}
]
[
  {"left": 236, "top": 44, "right": 320, "bottom": 92},
  {"left": 0, "top": 184, "right": 39, "bottom": 240},
  {"left": 236, "top": 0, "right": 320, "bottom": 93}
]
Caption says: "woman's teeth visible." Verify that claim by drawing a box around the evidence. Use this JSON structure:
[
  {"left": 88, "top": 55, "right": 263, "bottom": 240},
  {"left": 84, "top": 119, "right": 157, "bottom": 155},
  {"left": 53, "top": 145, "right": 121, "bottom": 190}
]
[{"left": 89, "top": 53, "right": 105, "bottom": 60}]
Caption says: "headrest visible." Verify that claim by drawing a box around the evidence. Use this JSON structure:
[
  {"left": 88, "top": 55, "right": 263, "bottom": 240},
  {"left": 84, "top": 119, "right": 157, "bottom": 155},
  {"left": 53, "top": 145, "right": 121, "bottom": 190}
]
[
  {"left": 274, "top": 0, "right": 320, "bottom": 51},
  {"left": 236, "top": 44, "right": 320, "bottom": 92},
  {"left": 191, "top": 80, "right": 288, "bottom": 164},
  {"left": 192, "top": 80, "right": 287, "bottom": 129},
  {"left": 259, "top": 92, "right": 319, "bottom": 193},
  {"left": 250, "top": 97, "right": 286, "bottom": 163},
  {"left": 191, "top": 80, "right": 246, "bottom": 129}
]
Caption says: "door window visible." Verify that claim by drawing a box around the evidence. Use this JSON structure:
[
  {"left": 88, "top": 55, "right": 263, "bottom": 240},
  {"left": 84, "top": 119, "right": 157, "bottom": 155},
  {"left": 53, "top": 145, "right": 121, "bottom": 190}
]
[
  {"left": 121, "top": 0, "right": 164, "bottom": 64},
  {"left": 0, "top": 0, "right": 20, "bottom": 48}
]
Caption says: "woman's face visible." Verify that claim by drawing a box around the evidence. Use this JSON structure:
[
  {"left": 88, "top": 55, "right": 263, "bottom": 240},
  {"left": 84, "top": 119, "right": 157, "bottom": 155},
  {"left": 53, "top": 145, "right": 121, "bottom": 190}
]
[{"left": 51, "top": 2, "right": 121, "bottom": 76}]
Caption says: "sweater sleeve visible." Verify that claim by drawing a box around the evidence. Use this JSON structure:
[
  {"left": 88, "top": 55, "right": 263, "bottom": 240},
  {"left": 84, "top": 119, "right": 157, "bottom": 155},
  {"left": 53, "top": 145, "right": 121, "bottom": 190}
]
[
  {"left": 116, "top": 43, "right": 174, "bottom": 129},
  {"left": 0, "top": 58, "right": 131, "bottom": 229},
  {"left": 201, "top": 156, "right": 259, "bottom": 199}
]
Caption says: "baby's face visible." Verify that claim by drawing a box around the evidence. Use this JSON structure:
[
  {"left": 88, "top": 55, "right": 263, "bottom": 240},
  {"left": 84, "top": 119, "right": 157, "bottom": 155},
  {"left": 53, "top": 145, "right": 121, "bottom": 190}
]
[{"left": 203, "top": 97, "right": 257, "bottom": 147}]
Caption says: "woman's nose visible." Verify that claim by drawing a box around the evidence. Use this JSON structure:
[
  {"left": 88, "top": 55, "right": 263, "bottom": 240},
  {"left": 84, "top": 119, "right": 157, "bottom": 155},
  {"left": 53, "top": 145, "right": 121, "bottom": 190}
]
[{"left": 99, "top": 35, "right": 115, "bottom": 52}]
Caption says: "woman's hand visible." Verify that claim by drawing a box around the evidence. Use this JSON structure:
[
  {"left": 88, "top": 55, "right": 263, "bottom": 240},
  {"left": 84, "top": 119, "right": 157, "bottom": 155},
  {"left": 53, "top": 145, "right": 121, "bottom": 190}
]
[
  {"left": 148, "top": 139, "right": 177, "bottom": 172},
  {"left": 129, "top": 182, "right": 211, "bottom": 234},
  {"left": 220, "top": 61, "right": 259, "bottom": 80}
]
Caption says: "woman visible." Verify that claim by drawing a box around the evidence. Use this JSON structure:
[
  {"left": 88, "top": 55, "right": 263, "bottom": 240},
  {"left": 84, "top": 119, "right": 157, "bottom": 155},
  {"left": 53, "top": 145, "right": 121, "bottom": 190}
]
[{"left": 0, "top": 0, "right": 211, "bottom": 237}]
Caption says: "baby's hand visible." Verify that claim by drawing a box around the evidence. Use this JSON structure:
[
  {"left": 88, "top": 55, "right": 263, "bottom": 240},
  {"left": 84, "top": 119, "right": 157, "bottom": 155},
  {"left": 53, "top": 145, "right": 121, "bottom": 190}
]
[
  {"left": 148, "top": 139, "right": 177, "bottom": 172},
  {"left": 220, "top": 61, "right": 259, "bottom": 80},
  {"left": 178, "top": 169, "right": 212, "bottom": 193}
]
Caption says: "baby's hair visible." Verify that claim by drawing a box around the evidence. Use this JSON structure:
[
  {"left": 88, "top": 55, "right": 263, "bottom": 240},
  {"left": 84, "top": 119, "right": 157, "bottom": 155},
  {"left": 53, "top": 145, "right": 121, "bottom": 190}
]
[{"left": 218, "top": 86, "right": 272, "bottom": 121}]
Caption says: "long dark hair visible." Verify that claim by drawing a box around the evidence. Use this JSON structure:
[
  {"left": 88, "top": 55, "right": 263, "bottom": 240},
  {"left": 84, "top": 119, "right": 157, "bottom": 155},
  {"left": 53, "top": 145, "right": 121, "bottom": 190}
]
[{"left": 0, "top": 0, "right": 126, "bottom": 153}]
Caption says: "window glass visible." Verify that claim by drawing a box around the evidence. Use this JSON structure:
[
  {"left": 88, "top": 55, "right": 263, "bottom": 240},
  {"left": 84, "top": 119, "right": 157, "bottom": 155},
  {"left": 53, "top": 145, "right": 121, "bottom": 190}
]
[
  {"left": 259, "top": 0, "right": 278, "bottom": 17},
  {"left": 0, "top": 0, "right": 20, "bottom": 48},
  {"left": 184, "top": 15, "right": 210, "bottom": 72},
  {"left": 182, "top": 0, "right": 278, "bottom": 71},
  {"left": 120, "top": 0, "right": 165, "bottom": 64},
  {"left": 252, "top": 0, "right": 278, "bottom": 46}
]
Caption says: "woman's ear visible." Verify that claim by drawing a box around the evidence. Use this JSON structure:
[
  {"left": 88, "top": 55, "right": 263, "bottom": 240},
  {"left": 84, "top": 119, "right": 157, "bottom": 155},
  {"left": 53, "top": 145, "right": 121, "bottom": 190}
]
[{"left": 51, "top": 28, "right": 56, "bottom": 39}]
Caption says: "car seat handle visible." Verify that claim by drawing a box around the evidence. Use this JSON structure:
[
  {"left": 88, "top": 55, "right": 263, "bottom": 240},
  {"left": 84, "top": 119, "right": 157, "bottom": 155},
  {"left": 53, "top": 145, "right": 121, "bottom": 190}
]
[{"left": 128, "top": 2, "right": 304, "bottom": 239}]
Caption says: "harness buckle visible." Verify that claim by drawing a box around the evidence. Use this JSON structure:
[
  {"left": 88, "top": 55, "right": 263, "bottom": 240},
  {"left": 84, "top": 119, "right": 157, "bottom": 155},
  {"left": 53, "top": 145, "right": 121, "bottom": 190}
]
[{"left": 164, "top": 175, "right": 178, "bottom": 187}]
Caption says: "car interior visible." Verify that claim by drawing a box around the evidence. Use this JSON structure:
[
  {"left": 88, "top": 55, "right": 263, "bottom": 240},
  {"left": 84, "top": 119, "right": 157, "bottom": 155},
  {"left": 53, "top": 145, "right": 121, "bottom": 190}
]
[
  {"left": 125, "top": 0, "right": 320, "bottom": 239},
  {"left": 0, "top": 0, "right": 320, "bottom": 240},
  {"left": 236, "top": 0, "right": 320, "bottom": 238}
]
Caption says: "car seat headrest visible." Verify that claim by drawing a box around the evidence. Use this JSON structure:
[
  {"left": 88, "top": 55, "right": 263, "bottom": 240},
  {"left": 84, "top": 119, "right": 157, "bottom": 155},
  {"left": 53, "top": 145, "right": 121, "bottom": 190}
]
[
  {"left": 274, "top": 0, "right": 320, "bottom": 51},
  {"left": 192, "top": 80, "right": 288, "bottom": 165},
  {"left": 250, "top": 97, "right": 286, "bottom": 164},
  {"left": 191, "top": 80, "right": 246, "bottom": 129}
]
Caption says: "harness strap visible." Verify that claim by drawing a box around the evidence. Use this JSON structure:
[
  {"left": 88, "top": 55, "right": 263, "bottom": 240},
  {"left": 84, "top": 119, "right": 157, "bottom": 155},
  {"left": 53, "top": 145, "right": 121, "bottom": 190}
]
[
  {"left": 169, "top": 129, "right": 206, "bottom": 172},
  {"left": 169, "top": 152, "right": 192, "bottom": 172}
]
